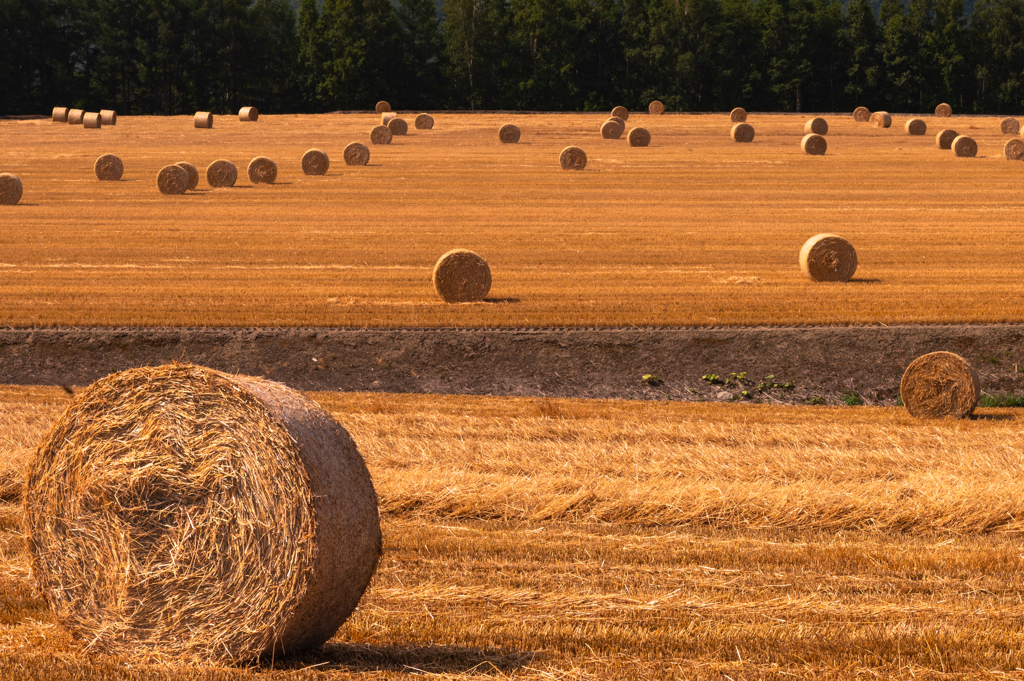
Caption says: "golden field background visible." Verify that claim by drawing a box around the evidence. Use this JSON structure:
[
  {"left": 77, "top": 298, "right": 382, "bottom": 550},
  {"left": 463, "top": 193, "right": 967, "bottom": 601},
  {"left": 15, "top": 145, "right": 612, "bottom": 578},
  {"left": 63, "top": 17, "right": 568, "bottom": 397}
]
[{"left": 0, "top": 112, "right": 1022, "bottom": 327}]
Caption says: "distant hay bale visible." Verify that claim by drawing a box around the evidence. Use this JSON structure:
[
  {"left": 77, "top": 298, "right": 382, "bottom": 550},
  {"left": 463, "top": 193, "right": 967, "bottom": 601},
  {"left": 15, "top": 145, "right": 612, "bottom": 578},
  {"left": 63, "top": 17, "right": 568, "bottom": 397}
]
[
  {"left": 176, "top": 162, "right": 199, "bottom": 191},
  {"left": 611, "top": 106, "right": 629, "bottom": 121},
  {"left": 206, "top": 160, "right": 238, "bottom": 188},
  {"left": 381, "top": 112, "right": 397, "bottom": 124},
  {"left": 1000, "top": 117, "right": 1020, "bottom": 135},
  {"left": 801, "top": 133, "right": 827, "bottom": 156},
  {"left": 600, "top": 120, "right": 623, "bottom": 139},
  {"left": 648, "top": 100, "right": 664, "bottom": 115},
  {"left": 238, "top": 106, "right": 259, "bottom": 122},
  {"left": 868, "top": 111, "right": 892, "bottom": 128},
  {"left": 935, "top": 103, "right": 952, "bottom": 117},
  {"left": 852, "top": 107, "right": 870, "bottom": 122},
  {"left": 100, "top": 110, "right": 117, "bottom": 126},
  {"left": 952, "top": 135, "right": 977, "bottom": 158},
  {"left": 68, "top": 109, "right": 84, "bottom": 125},
  {"left": 375, "top": 101, "right": 391, "bottom": 114},
  {"left": 799, "top": 233, "right": 857, "bottom": 282},
  {"left": 194, "top": 112, "right": 213, "bottom": 129},
  {"left": 905, "top": 118, "right": 927, "bottom": 135},
  {"left": 23, "top": 363, "right": 381, "bottom": 663},
  {"left": 83, "top": 113, "right": 101, "bottom": 129},
  {"left": 935, "top": 129, "right": 958, "bottom": 149},
  {"left": 804, "top": 118, "right": 828, "bottom": 135},
  {"left": 900, "top": 352, "right": 980, "bottom": 419},
  {"left": 1003, "top": 138, "right": 1024, "bottom": 161},
  {"left": 247, "top": 157, "right": 278, "bottom": 184},
  {"left": 432, "top": 250, "right": 492, "bottom": 303},
  {"left": 627, "top": 127, "right": 651, "bottom": 147},
  {"left": 0, "top": 173, "right": 23, "bottom": 205},
  {"left": 498, "top": 124, "right": 521, "bottom": 144},
  {"left": 387, "top": 117, "right": 408, "bottom": 136},
  {"left": 730, "top": 123, "right": 754, "bottom": 143},
  {"left": 559, "top": 146, "right": 587, "bottom": 171},
  {"left": 157, "top": 165, "right": 189, "bottom": 195},
  {"left": 302, "top": 149, "right": 330, "bottom": 175},
  {"left": 344, "top": 142, "right": 370, "bottom": 166},
  {"left": 94, "top": 154, "right": 124, "bottom": 181},
  {"left": 51, "top": 107, "right": 68, "bottom": 123},
  {"left": 730, "top": 107, "right": 747, "bottom": 123},
  {"left": 369, "top": 125, "right": 393, "bottom": 145},
  {"left": 415, "top": 114, "right": 434, "bottom": 130}
]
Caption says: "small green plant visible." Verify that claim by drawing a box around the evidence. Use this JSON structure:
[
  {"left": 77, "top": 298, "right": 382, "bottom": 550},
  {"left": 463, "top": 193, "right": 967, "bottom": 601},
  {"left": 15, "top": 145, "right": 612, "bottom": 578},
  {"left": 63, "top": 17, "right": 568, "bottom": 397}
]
[
  {"left": 979, "top": 352, "right": 1001, "bottom": 365},
  {"left": 895, "top": 395, "right": 904, "bottom": 407},
  {"left": 740, "top": 390, "right": 751, "bottom": 399},
  {"left": 729, "top": 372, "right": 747, "bottom": 385},
  {"left": 756, "top": 374, "right": 795, "bottom": 391},
  {"left": 701, "top": 373, "right": 723, "bottom": 385},
  {"left": 808, "top": 397, "right": 826, "bottom": 405},
  {"left": 641, "top": 374, "right": 664, "bottom": 387},
  {"left": 841, "top": 390, "right": 864, "bottom": 406},
  {"left": 979, "top": 393, "right": 1024, "bottom": 407}
]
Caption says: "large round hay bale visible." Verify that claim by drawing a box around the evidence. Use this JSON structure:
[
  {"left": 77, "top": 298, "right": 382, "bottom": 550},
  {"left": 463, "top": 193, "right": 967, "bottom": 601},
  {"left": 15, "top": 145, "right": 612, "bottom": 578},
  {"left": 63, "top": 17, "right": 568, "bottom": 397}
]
[
  {"left": 935, "top": 103, "right": 952, "bottom": 117},
  {"left": 415, "top": 113, "right": 434, "bottom": 130},
  {"left": 94, "top": 154, "right": 124, "bottom": 181},
  {"left": 302, "top": 149, "right": 330, "bottom": 175},
  {"left": 0, "top": 173, "right": 23, "bottom": 205},
  {"left": 804, "top": 117, "right": 828, "bottom": 135},
  {"left": 68, "top": 109, "right": 85, "bottom": 125},
  {"left": 852, "top": 107, "right": 870, "bottom": 122},
  {"left": 900, "top": 352, "right": 980, "bottom": 419},
  {"left": 648, "top": 100, "right": 664, "bottom": 115},
  {"left": 344, "top": 142, "right": 370, "bottom": 166},
  {"left": 238, "top": 106, "right": 259, "bottom": 122},
  {"left": 194, "top": 112, "right": 213, "bottom": 129},
  {"left": 51, "top": 107, "right": 68, "bottom": 123},
  {"left": 905, "top": 118, "right": 927, "bottom": 135},
  {"left": 559, "top": 146, "right": 587, "bottom": 171},
  {"left": 247, "top": 157, "right": 278, "bottom": 184},
  {"left": 1000, "top": 117, "right": 1020, "bottom": 135},
  {"left": 868, "top": 111, "right": 892, "bottom": 128},
  {"left": 206, "top": 160, "right": 237, "bottom": 188},
  {"left": 730, "top": 107, "right": 747, "bottom": 123},
  {"left": 369, "top": 125, "right": 393, "bottom": 145},
  {"left": 498, "top": 124, "right": 521, "bottom": 144},
  {"left": 952, "top": 135, "right": 977, "bottom": 158},
  {"left": 176, "top": 162, "right": 199, "bottom": 191},
  {"left": 83, "top": 113, "right": 101, "bottom": 129},
  {"left": 375, "top": 101, "right": 391, "bottom": 114},
  {"left": 157, "top": 165, "right": 189, "bottom": 195},
  {"left": 627, "top": 127, "right": 651, "bottom": 147},
  {"left": 801, "top": 133, "right": 827, "bottom": 156},
  {"left": 731, "top": 123, "right": 754, "bottom": 143},
  {"left": 1003, "top": 138, "right": 1024, "bottom": 161},
  {"left": 600, "top": 120, "right": 623, "bottom": 139},
  {"left": 387, "top": 117, "right": 408, "bottom": 136},
  {"left": 381, "top": 112, "right": 397, "bottom": 125},
  {"left": 23, "top": 364, "right": 381, "bottom": 663},
  {"left": 611, "top": 106, "right": 629, "bottom": 121},
  {"left": 799, "top": 234, "right": 857, "bottom": 282},
  {"left": 432, "top": 250, "right": 491, "bottom": 303},
  {"left": 935, "top": 129, "right": 958, "bottom": 149},
  {"left": 99, "top": 110, "right": 117, "bottom": 126}
]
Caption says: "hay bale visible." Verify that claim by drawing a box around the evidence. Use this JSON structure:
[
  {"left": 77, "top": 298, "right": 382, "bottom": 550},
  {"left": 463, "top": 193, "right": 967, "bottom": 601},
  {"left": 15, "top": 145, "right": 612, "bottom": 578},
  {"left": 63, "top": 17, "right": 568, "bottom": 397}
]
[
  {"left": 935, "top": 129, "right": 958, "bottom": 149},
  {"left": 369, "top": 125, "right": 393, "bottom": 145},
  {"left": 600, "top": 120, "right": 623, "bottom": 139},
  {"left": 94, "top": 154, "right": 124, "bottom": 181},
  {"left": 852, "top": 107, "right": 870, "bottom": 122},
  {"left": 432, "top": 250, "right": 491, "bottom": 303},
  {"left": 23, "top": 363, "right": 381, "bottom": 663},
  {"left": 381, "top": 112, "right": 397, "bottom": 124},
  {"left": 157, "top": 165, "right": 189, "bottom": 195},
  {"left": 559, "top": 146, "right": 587, "bottom": 171},
  {"left": 238, "top": 106, "right": 259, "bottom": 122},
  {"left": 247, "top": 157, "right": 278, "bottom": 184},
  {"left": 415, "top": 114, "right": 434, "bottom": 130},
  {"left": 804, "top": 118, "right": 828, "bottom": 135},
  {"left": 344, "top": 142, "right": 370, "bottom": 166},
  {"left": 1003, "top": 138, "right": 1024, "bottom": 161},
  {"left": 801, "top": 133, "right": 827, "bottom": 155},
  {"left": 730, "top": 107, "right": 747, "bottom": 123},
  {"left": 498, "top": 124, "right": 521, "bottom": 144},
  {"left": 68, "top": 109, "right": 84, "bottom": 125},
  {"left": 387, "top": 117, "right": 408, "bottom": 136},
  {"left": 935, "top": 103, "right": 952, "bottom": 117},
  {"left": 900, "top": 351, "right": 980, "bottom": 419},
  {"left": 206, "top": 160, "right": 237, "bottom": 188},
  {"left": 1000, "top": 117, "right": 1020, "bottom": 135},
  {"left": 905, "top": 118, "right": 927, "bottom": 135},
  {"left": 176, "top": 162, "right": 199, "bottom": 191},
  {"left": 302, "top": 149, "right": 330, "bottom": 175},
  {"left": 649, "top": 100, "right": 664, "bottom": 115},
  {"left": 51, "top": 107, "right": 68, "bottom": 123},
  {"left": 731, "top": 123, "right": 754, "bottom": 143},
  {"left": 83, "top": 113, "right": 101, "bottom": 129},
  {"left": 611, "top": 106, "right": 629, "bottom": 121},
  {"left": 100, "top": 110, "right": 117, "bottom": 126},
  {"left": 799, "top": 233, "right": 857, "bottom": 282},
  {"left": 194, "top": 112, "right": 213, "bottom": 129},
  {"left": 627, "top": 127, "right": 651, "bottom": 147},
  {"left": 868, "top": 111, "right": 892, "bottom": 128},
  {"left": 0, "top": 173, "right": 23, "bottom": 205},
  {"left": 375, "top": 101, "right": 391, "bottom": 114},
  {"left": 952, "top": 135, "right": 977, "bottom": 158}
]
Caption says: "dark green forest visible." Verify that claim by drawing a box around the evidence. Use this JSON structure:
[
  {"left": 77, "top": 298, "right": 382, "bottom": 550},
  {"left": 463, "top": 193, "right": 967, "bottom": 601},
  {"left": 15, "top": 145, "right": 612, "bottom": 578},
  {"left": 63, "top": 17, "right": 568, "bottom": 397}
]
[{"left": 2, "top": 0, "right": 1022, "bottom": 116}]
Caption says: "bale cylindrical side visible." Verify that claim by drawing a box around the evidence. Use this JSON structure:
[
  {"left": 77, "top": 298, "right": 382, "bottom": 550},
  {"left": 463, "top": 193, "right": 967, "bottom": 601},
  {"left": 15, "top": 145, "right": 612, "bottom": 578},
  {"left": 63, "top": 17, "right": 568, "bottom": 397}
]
[
  {"left": 600, "top": 121, "right": 623, "bottom": 139},
  {"left": 23, "top": 364, "right": 382, "bottom": 663},
  {"left": 381, "top": 112, "right": 397, "bottom": 125},
  {"left": 952, "top": 135, "right": 977, "bottom": 158},
  {"left": 801, "top": 133, "right": 827, "bottom": 156},
  {"left": 627, "top": 127, "right": 651, "bottom": 147},
  {"left": 157, "top": 165, "right": 189, "bottom": 195},
  {"left": 375, "top": 101, "right": 391, "bottom": 114},
  {"left": 83, "top": 113, "right": 101, "bottom": 129},
  {"left": 176, "top": 162, "right": 199, "bottom": 191},
  {"left": 432, "top": 250, "right": 492, "bottom": 303},
  {"left": 302, "top": 149, "right": 330, "bottom": 175},
  {"left": 900, "top": 352, "right": 980, "bottom": 419},
  {"left": 852, "top": 107, "right": 870, "bottom": 122},
  {"left": 804, "top": 118, "right": 828, "bottom": 135},
  {"left": 731, "top": 123, "right": 754, "bottom": 143},
  {"left": 94, "top": 154, "right": 124, "bottom": 181},
  {"left": 905, "top": 118, "right": 927, "bottom": 136},
  {"left": 498, "top": 124, "right": 521, "bottom": 144},
  {"left": 387, "top": 118, "right": 408, "bottom": 136},
  {"left": 68, "top": 109, "right": 85, "bottom": 125},
  {"left": 99, "top": 110, "right": 117, "bottom": 126},
  {"left": 799, "top": 233, "right": 857, "bottom": 282},
  {"left": 206, "top": 160, "right": 238, "bottom": 188},
  {"left": 194, "top": 112, "right": 213, "bottom": 129},
  {"left": 611, "top": 106, "right": 629, "bottom": 121},
  {"left": 414, "top": 114, "right": 434, "bottom": 130},
  {"left": 239, "top": 106, "right": 259, "bottom": 122},
  {"left": 343, "top": 142, "right": 370, "bottom": 166},
  {"left": 1000, "top": 117, "right": 1020, "bottom": 135},
  {"left": 248, "top": 157, "right": 278, "bottom": 184},
  {"left": 648, "top": 100, "right": 664, "bottom": 115},
  {"left": 51, "top": 107, "right": 69, "bottom": 123},
  {"left": 1003, "top": 138, "right": 1024, "bottom": 161},
  {"left": 369, "top": 125, "right": 393, "bottom": 145},
  {"left": 935, "top": 129, "right": 958, "bottom": 149},
  {"left": 0, "top": 174, "right": 23, "bottom": 206},
  {"left": 730, "top": 107, "right": 747, "bottom": 123},
  {"left": 935, "top": 103, "right": 953, "bottom": 117},
  {"left": 559, "top": 146, "right": 587, "bottom": 171},
  {"left": 868, "top": 111, "right": 892, "bottom": 128}
]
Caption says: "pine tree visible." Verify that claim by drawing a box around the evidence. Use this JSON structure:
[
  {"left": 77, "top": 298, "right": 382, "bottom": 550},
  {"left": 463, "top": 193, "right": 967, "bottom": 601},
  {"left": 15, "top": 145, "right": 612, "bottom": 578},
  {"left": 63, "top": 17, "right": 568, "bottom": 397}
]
[
  {"left": 397, "top": 0, "right": 443, "bottom": 109},
  {"left": 844, "top": 0, "right": 882, "bottom": 108}
]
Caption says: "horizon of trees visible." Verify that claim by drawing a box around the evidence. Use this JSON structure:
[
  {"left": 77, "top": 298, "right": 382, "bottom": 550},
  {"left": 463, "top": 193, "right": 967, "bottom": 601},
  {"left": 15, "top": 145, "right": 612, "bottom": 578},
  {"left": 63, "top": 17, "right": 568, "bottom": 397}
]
[{"left": 1, "top": 0, "right": 1023, "bottom": 117}]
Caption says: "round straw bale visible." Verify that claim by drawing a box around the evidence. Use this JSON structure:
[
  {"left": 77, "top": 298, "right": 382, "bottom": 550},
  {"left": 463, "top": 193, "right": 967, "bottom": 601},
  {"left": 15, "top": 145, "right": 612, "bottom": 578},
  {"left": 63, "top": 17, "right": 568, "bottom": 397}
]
[
  {"left": 206, "top": 160, "right": 237, "bottom": 188},
  {"left": 1000, "top": 117, "right": 1020, "bottom": 135},
  {"left": 649, "top": 100, "right": 664, "bottom": 115},
  {"left": 238, "top": 106, "right": 259, "bottom": 122},
  {"left": 730, "top": 107, "right": 747, "bottom": 123},
  {"left": 194, "top": 112, "right": 213, "bottom": 129},
  {"left": 23, "top": 363, "right": 381, "bottom": 663},
  {"left": 100, "top": 110, "right": 117, "bottom": 126},
  {"left": 83, "top": 113, "right": 101, "bottom": 129},
  {"left": 94, "top": 154, "right": 124, "bottom": 181},
  {"left": 176, "top": 162, "right": 199, "bottom": 191},
  {"left": 387, "top": 117, "right": 408, "bottom": 136},
  {"left": 935, "top": 129, "right": 958, "bottom": 149},
  {"left": 627, "top": 127, "right": 651, "bottom": 147},
  {"left": 302, "top": 149, "right": 330, "bottom": 175},
  {"left": 1003, "top": 138, "right": 1024, "bottom": 161},
  {"left": 157, "top": 165, "right": 189, "bottom": 195},
  {"left": 498, "top": 124, "right": 521, "bottom": 144},
  {"left": 935, "top": 103, "right": 952, "bottom": 117},
  {"left": 344, "top": 142, "right": 370, "bottom": 166},
  {"left": 68, "top": 109, "right": 85, "bottom": 125},
  {"left": 952, "top": 135, "right": 977, "bottom": 158},
  {"left": 852, "top": 107, "right": 870, "bottom": 122},
  {"left": 369, "top": 125, "right": 393, "bottom": 145},
  {"left": 432, "top": 250, "right": 491, "bottom": 303},
  {"left": 247, "top": 157, "right": 278, "bottom": 184},
  {"left": 51, "top": 107, "right": 68, "bottom": 123},
  {"left": 799, "top": 233, "right": 857, "bottom": 282},
  {"left": 559, "top": 146, "right": 587, "bottom": 171},
  {"left": 415, "top": 113, "right": 434, "bottom": 130},
  {"left": 804, "top": 117, "right": 828, "bottom": 135},
  {"left": 0, "top": 173, "right": 23, "bottom": 205},
  {"left": 611, "top": 106, "right": 629, "bottom": 121},
  {"left": 600, "top": 120, "right": 623, "bottom": 139},
  {"left": 905, "top": 118, "right": 927, "bottom": 135},
  {"left": 900, "top": 351, "right": 980, "bottom": 419},
  {"left": 375, "top": 101, "right": 391, "bottom": 114},
  {"left": 381, "top": 112, "right": 397, "bottom": 124},
  {"left": 801, "top": 133, "right": 827, "bottom": 156},
  {"left": 868, "top": 111, "right": 892, "bottom": 128},
  {"left": 731, "top": 123, "right": 754, "bottom": 143}
]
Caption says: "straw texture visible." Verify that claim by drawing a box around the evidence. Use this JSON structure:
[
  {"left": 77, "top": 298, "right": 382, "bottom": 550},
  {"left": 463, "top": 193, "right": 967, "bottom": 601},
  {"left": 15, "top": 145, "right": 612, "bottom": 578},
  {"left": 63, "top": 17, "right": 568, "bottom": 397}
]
[
  {"left": 935, "top": 103, "right": 953, "bottom": 117},
  {"left": 627, "top": 127, "right": 651, "bottom": 147},
  {"left": 51, "top": 107, "right": 68, "bottom": 123},
  {"left": 381, "top": 112, "right": 397, "bottom": 124},
  {"left": 23, "top": 363, "right": 382, "bottom": 663},
  {"left": 94, "top": 154, "right": 124, "bottom": 181},
  {"left": 0, "top": 173, "right": 23, "bottom": 205},
  {"left": 952, "top": 135, "right": 977, "bottom": 158},
  {"left": 301, "top": 149, "right": 330, "bottom": 176},
  {"left": 905, "top": 118, "right": 927, "bottom": 135},
  {"left": 157, "top": 165, "right": 188, "bottom": 195},
  {"left": 799, "top": 234, "right": 857, "bottom": 282},
  {"left": 194, "top": 112, "right": 213, "bottom": 129},
  {"left": 176, "top": 162, "right": 199, "bottom": 191},
  {"left": 559, "top": 146, "right": 587, "bottom": 171},
  {"left": 387, "top": 117, "right": 408, "bottom": 136},
  {"left": 498, "top": 124, "right": 521, "bottom": 144},
  {"left": 1000, "top": 118, "right": 1020, "bottom": 135},
  {"left": 900, "top": 352, "right": 980, "bottom": 419},
  {"left": 648, "top": 100, "right": 664, "bottom": 115},
  {"left": 369, "top": 125, "right": 393, "bottom": 145},
  {"left": 731, "top": 123, "right": 754, "bottom": 143},
  {"left": 375, "top": 101, "right": 391, "bottom": 114},
  {"left": 868, "top": 112, "right": 892, "bottom": 128},
  {"left": 415, "top": 114, "right": 434, "bottom": 130},
  {"left": 611, "top": 106, "right": 629, "bottom": 121},
  {"left": 801, "top": 133, "right": 827, "bottom": 155},
  {"left": 432, "top": 250, "right": 492, "bottom": 303},
  {"left": 600, "top": 120, "right": 623, "bottom": 139},
  {"left": 804, "top": 118, "right": 828, "bottom": 135},
  {"left": 344, "top": 142, "right": 370, "bottom": 166},
  {"left": 100, "top": 110, "right": 117, "bottom": 126},
  {"left": 68, "top": 109, "right": 84, "bottom": 125},
  {"left": 206, "top": 160, "right": 237, "bottom": 188},
  {"left": 247, "top": 157, "right": 278, "bottom": 184},
  {"left": 730, "top": 108, "right": 747, "bottom": 123},
  {"left": 83, "top": 113, "right": 101, "bottom": 129},
  {"left": 936, "top": 129, "right": 958, "bottom": 149},
  {"left": 1004, "top": 138, "right": 1024, "bottom": 161},
  {"left": 852, "top": 107, "right": 869, "bottom": 122},
  {"left": 239, "top": 106, "right": 259, "bottom": 122}
]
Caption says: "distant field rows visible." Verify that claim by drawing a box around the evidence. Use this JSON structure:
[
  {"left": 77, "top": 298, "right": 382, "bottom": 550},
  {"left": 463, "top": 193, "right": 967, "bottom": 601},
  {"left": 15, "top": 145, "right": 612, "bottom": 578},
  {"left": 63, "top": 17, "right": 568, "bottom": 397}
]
[{"left": 1, "top": 112, "right": 1022, "bottom": 327}]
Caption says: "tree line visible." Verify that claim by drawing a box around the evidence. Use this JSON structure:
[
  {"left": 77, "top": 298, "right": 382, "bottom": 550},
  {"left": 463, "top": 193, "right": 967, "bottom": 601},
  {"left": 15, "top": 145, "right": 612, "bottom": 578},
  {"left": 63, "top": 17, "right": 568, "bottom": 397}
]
[{"left": 2, "top": 0, "right": 1023, "bottom": 116}]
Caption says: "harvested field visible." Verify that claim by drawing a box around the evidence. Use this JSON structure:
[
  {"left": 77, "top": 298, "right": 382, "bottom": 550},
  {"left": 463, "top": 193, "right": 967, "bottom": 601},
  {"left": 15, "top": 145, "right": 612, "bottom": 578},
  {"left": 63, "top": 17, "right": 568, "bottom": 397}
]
[{"left": 0, "top": 112, "right": 1023, "bottom": 328}]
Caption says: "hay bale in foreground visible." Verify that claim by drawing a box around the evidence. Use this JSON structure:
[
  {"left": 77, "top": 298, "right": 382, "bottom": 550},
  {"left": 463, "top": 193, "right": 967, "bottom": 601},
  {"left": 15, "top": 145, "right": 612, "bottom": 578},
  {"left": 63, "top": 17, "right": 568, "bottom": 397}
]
[
  {"left": 627, "top": 127, "right": 651, "bottom": 147},
  {"left": 731, "top": 123, "right": 754, "bottom": 143},
  {"left": 799, "top": 234, "right": 857, "bottom": 282},
  {"left": 415, "top": 114, "right": 434, "bottom": 130},
  {"left": 23, "top": 363, "right": 381, "bottom": 663},
  {"left": 801, "top": 133, "right": 827, "bottom": 155},
  {"left": 68, "top": 109, "right": 85, "bottom": 125},
  {"left": 51, "top": 107, "right": 68, "bottom": 123},
  {"left": 559, "top": 146, "right": 587, "bottom": 171},
  {"left": 952, "top": 135, "right": 977, "bottom": 158},
  {"left": 804, "top": 117, "right": 828, "bottom": 135},
  {"left": 375, "top": 101, "right": 391, "bottom": 114},
  {"left": 868, "top": 111, "right": 892, "bottom": 128},
  {"left": 194, "top": 112, "right": 213, "bottom": 129},
  {"left": 0, "top": 174, "right": 23, "bottom": 205},
  {"left": 176, "top": 162, "right": 199, "bottom": 191},
  {"left": 239, "top": 106, "right": 259, "bottom": 122},
  {"left": 935, "top": 103, "right": 953, "bottom": 117},
  {"left": 302, "top": 149, "right": 329, "bottom": 175},
  {"left": 83, "top": 113, "right": 101, "bottom": 129},
  {"left": 100, "top": 110, "right": 117, "bottom": 126},
  {"left": 1001, "top": 117, "right": 1020, "bottom": 135},
  {"left": 94, "top": 154, "right": 124, "bottom": 181},
  {"left": 900, "top": 351, "right": 980, "bottom": 419},
  {"left": 905, "top": 118, "right": 927, "bottom": 135},
  {"left": 936, "top": 129, "right": 958, "bottom": 149},
  {"left": 206, "top": 160, "right": 237, "bottom": 188},
  {"left": 247, "top": 157, "right": 278, "bottom": 184},
  {"left": 387, "top": 117, "right": 408, "bottom": 136},
  {"left": 852, "top": 107, "right": 870, "bottom": 122},
  {"left": 432, "top": 250, "right": 491, "bottom": 303},
  {"left": 344, "top": 142, "right": 370, "bottom": 166},
  {"left": 498, "top": 124, "right": 521, "bottom": 144},
  {"left": 648, "top": 100, "right": 664, "bottom": 115},
  {"left": 1004, "top": 138, "right": 1024, "bottom": 161},
  {"left": 611, "top": 106, "right": 629, "bottom": 121},
  {"left": 157, "top": 165, "right": 189, "bottom": 195},
  {"left": 369, "top": 125, "right": 393, "bottom": 145},
  {"left": 600, "top": 120, "right": 623, "bottom": 139},
  {"left": 730, "top": 107, "right": 747, "bottom": 123}
]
